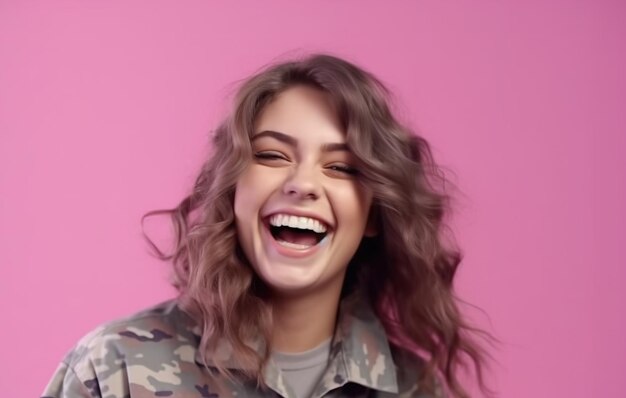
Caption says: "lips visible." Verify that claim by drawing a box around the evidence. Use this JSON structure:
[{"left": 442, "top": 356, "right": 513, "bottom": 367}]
[{"left": 261, "top": 211, "right": 333, "bottom": 258}]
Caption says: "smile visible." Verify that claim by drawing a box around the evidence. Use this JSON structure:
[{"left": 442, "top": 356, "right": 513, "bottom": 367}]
[{"left": 263, "top": 213, "right": 331, "bottom": 255}]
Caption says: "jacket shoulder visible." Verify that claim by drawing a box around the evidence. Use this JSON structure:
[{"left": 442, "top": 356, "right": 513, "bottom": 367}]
[
  {"left": 42, "top": 300, "right": 201, "bottom": 398},
  {"left": 389, "top": 345, "right": 445, "bottom": 397},
  {"left": 63, "top": 300, "right": 193, "bottom": 366}
]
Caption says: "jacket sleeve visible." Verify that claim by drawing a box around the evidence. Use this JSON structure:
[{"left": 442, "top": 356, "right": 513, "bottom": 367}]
[{"left": 41, "top": 362, "right": 100, "bottom": 398}]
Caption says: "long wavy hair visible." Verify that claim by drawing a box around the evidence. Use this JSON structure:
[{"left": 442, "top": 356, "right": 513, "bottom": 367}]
[{"left": 145, "top": 53, "right": 492, "bottom": 397}]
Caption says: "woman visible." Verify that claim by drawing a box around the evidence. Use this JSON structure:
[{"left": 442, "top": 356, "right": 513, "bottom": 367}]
[{"left": 43, "top": 53, "right": 490, "bottom": 398}]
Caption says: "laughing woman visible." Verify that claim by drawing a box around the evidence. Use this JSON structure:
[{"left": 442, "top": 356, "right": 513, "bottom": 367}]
[{"left": 43, "top": 54, "right": 491, "bottom": 398}]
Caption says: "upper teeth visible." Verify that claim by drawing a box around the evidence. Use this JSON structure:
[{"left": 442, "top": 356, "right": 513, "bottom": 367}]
[{"left": 268, "top": 214, "right": 328, "bottom": 233}]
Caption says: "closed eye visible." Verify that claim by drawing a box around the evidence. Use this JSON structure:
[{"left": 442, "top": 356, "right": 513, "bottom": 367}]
[
  {"left": 254, "top": 151, "right": 292, "bottom": 167},
  {"left": 326, "top": 164, "right": 358, "bottom": 176},
  {"left": 254, "top": 151, "right": 289, "bottom": 161}
]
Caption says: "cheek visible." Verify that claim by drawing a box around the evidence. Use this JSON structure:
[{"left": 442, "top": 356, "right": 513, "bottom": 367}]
[
  {"left": 234, "top": 166, "right": 282, "bottom": 216},
  {"left": 234, "top": 171, "right": 257, "bottom": 220},
  {"left": 332, "top": 184, "right": 373, "bottom": 226}
]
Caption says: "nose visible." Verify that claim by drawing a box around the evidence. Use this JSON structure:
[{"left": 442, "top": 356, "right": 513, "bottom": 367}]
[{"left": 282, "top": 164, "right": 321, "bottom": 200}]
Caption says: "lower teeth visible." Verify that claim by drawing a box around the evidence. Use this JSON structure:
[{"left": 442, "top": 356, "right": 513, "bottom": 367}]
[{"left": 277, "top": 240, "right": 312, "bottom": 250}]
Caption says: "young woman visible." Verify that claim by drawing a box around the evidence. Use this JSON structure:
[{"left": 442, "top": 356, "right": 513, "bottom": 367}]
[{"left": 43, "top": 54, "right": 490, "bottom": 398}]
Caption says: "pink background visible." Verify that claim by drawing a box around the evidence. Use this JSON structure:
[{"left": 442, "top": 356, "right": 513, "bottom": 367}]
[{"left": 1, "top": 1, "right": 624, "bottom": 397}]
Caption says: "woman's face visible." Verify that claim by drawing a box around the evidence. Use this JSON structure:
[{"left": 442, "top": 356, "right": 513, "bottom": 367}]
[{"left": 234, "top": 85, "right": 374, "bottom": 297}]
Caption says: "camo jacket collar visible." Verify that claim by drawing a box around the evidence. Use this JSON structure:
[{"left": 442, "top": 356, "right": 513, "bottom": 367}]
[{"left": 190, "top": 296, "right": 399, "bottom": 397}]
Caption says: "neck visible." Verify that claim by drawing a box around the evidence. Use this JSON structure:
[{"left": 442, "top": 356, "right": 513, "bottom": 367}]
[{"left": 270, "top": 284, "right": 343, "bottom": 353}]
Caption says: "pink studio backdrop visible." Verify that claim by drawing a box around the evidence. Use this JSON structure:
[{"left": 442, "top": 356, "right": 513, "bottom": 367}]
[{"left": 1, "top": 1, "right": 624, "bottom": 397}]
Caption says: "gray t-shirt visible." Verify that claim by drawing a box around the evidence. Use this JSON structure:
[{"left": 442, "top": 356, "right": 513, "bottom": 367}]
[{"left": 272, "top": 338, "right": 332, "bottom": 398}]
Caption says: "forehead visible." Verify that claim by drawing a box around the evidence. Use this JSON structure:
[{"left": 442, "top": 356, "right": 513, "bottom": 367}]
[{"left": 254, "top": 85, "right": 345, "bottom": 143}]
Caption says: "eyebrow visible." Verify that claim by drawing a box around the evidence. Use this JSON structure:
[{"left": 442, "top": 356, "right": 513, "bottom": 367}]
[{"left": 252, "top": 130, "right": 350, "bottom": 153}]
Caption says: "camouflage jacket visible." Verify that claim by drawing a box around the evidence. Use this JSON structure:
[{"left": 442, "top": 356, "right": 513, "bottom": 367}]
[{"left": 42, "top": 298, "right": 439, "bottom": 398}]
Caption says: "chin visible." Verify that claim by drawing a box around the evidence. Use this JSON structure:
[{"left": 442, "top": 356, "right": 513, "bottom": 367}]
[
  {"left": 254, "top": 259, "right": 326, "bottom": 294},
  {"left": 253, "top": 255, "right": 354, "bottom": 300}
]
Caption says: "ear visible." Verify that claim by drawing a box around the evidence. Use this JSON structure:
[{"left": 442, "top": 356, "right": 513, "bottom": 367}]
[{"left": 364, "top": 205, "right": 379, "bottom": 238}]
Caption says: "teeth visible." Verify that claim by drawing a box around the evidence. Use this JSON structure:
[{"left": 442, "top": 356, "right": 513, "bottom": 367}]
[
  {"left": 268, "top": 213, "right": 328, "bottom": 233},
  {"left": 276, "top": 239, "right": 312, "bottom": 250}
]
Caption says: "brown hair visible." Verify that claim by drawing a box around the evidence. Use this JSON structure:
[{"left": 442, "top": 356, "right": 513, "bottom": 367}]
[{"left": 145, "top": 53, "right": 492, "bottom": 397}]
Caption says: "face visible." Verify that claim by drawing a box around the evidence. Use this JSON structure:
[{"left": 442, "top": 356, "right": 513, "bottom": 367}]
[{"left": 234, "top": 85, "right": 374, "bottom": 297}]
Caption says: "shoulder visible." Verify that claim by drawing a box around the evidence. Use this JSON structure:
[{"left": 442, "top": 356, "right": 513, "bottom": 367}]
[
  {"left": 63, "top": 299, "right": 196, "bottom": 367},
  {"left": 42, "top": 300, "right": 202, "bottom": 397},
  {"left": 389, "top": 345, "right": 445, "bottom": 398}
]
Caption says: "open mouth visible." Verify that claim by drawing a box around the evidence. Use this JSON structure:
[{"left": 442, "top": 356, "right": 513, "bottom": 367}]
[{"left": 265, "top": 214, "right": 330, "bottom": 250}]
